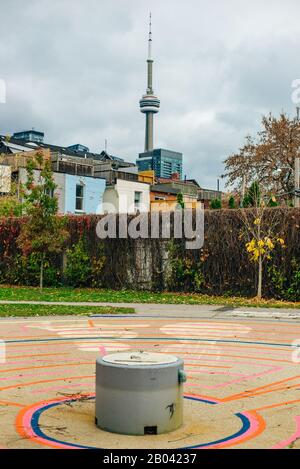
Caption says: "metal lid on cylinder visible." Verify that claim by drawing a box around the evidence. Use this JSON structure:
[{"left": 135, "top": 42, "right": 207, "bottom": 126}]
[{"left": 102, "top": 351, "right": 178, "bottom": 366}]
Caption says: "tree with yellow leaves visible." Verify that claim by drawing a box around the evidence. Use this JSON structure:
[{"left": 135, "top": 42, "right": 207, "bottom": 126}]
[{"left": 240, "top": 188, "right": 285, "bottom": 299}]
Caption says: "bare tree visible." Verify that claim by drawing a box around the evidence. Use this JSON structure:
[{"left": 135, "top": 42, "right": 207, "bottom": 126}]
[{"left": 223, "top": 113, "right": 300, "bottom": 201}]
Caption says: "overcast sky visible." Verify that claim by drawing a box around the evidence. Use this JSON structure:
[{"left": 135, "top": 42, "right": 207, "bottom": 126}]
[{"left": 0, "top": 0, "right": 299, "bottom": 190}]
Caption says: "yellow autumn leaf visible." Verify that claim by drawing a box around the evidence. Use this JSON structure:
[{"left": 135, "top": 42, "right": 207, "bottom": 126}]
[{"left": 265, "top": 238, "right": 274, "bottom": 249}]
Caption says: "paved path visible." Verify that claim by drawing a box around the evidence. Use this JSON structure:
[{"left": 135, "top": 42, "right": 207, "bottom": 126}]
[
  {"left": 0, "top": 300, "right": 299, "bottom": 320},
  {"left": 1, "top": 306, "right": 300, "bottom": 449}
]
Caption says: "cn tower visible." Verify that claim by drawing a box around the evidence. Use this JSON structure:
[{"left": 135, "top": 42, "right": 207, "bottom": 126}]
[{"left": 139, "top": 14, "right": 160, "bottom": 152}]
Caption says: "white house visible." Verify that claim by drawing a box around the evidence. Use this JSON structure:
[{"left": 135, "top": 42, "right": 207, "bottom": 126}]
[{"left": 103, "top": 179, "right": 150, "bottom": 214}]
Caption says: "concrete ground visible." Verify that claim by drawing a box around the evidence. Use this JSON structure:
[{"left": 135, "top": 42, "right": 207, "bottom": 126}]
[{"left": 1, "top": 303, "right": 300, "bottom": 449}]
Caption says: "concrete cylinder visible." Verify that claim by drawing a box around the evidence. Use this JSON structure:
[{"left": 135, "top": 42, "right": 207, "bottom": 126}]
[{"left": 95, "top": 351, "right": 186, "bottom": 436}]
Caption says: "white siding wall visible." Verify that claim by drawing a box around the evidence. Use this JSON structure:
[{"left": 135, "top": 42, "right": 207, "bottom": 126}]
[
  {"left": 102, "top": 187, "right": 119, "bottom": 213},
  {"left": 53, "top": 172, "right": 66, "bottom": 213},
  {"left": 103, "top": 180, "right": 150, "bottom": 214}
]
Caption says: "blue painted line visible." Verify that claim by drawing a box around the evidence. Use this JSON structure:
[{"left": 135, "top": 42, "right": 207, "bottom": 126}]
[
  {"left": 31, "top": 397, "right": 97, "bottom": 449},
  {"left": 183, "top": 412, "right": 251, "bottom": 449},
  {"left": 3, "top": 336, "right": 293, "bottom": 347},
  {"left": 185, "top": 396, "right": 217, "bottom": 405},
  {"left": 29, "top": 395, "right": 250, "bottom": 449}
]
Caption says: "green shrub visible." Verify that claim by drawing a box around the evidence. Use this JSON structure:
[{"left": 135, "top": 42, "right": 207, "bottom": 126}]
[
  {"left": 64, "top": 239, "right": 106, "bottom": 287},
  {"left": 64, "top": 239, "right": 92, "bottom": 287},
  {"left": 268, "top": 258, "right": 300, "bottom": 301},
  {"left": 167, "top": 241, "right": 205, "bottom": 292},
  {"left": 1, "top": 252, "right": 61, "bottom": 286},
  {"left": 210, "top": 198, "right": 222, "bottom": 209},
  {"left": 229, "top": 196, "right": 236, "bottom": 209},
  {"left": 0, "top": 197, "right": 23, "bottom": 217},
  {"left": 90, "top": 244, "right": 106, "bottom": 287},
  {"left": 286, "top": 259, "right": 300, "bottom": 301},
  {"left": 242, "top": 194, "right": 251, "bottom": 208},
  {"left": 247, "top": 181, "right": 260, "bottom": 207}
]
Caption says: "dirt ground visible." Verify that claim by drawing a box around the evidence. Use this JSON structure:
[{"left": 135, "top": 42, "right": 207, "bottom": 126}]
[{"left": 1, "top": 311, "right": 300, "bottom": 449}]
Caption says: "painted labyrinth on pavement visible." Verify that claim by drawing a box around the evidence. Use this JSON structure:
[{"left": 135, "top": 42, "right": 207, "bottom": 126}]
[{"left": 0, "top": 315, "right": 300, "bottom": 448}]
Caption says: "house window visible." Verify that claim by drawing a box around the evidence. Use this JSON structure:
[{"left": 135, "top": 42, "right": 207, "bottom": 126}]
[
  {"left": 134, "top": 191, "right": 142, "bottom": 211},
  {"left": 76, "top": 184, "right": 84, "bottom": 211}
]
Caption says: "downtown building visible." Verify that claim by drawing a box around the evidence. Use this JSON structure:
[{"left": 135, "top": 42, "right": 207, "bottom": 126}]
[{"left": 138, "top": 148, "right": 183, "bottom": 180}]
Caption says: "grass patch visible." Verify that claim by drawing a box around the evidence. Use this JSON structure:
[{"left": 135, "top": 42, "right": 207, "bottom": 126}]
[
  {"left": 0, "top": 286, "right": 299, "bottom": 309},
  {"left": 0, "top": 303, "right": 135, "bottom": 317}
]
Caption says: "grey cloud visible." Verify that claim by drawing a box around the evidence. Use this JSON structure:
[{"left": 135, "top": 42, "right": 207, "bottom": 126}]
[{"left": 1, "top": 0, "right": 300, "bottom": 190}]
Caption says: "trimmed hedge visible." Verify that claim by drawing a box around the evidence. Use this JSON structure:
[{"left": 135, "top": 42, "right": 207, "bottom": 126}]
[{"left": 0, "top": 208, "right": 299, "bottom": 299}]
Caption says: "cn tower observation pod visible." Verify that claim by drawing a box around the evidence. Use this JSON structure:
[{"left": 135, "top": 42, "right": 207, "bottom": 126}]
[{"left": 139, "top": 94, "right": 160, "bottom": 113}]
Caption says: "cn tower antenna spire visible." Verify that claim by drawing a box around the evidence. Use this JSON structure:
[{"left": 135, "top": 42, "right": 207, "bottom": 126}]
[{"left": 148, "top": 12, "right": 152, "bottom": 60}]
